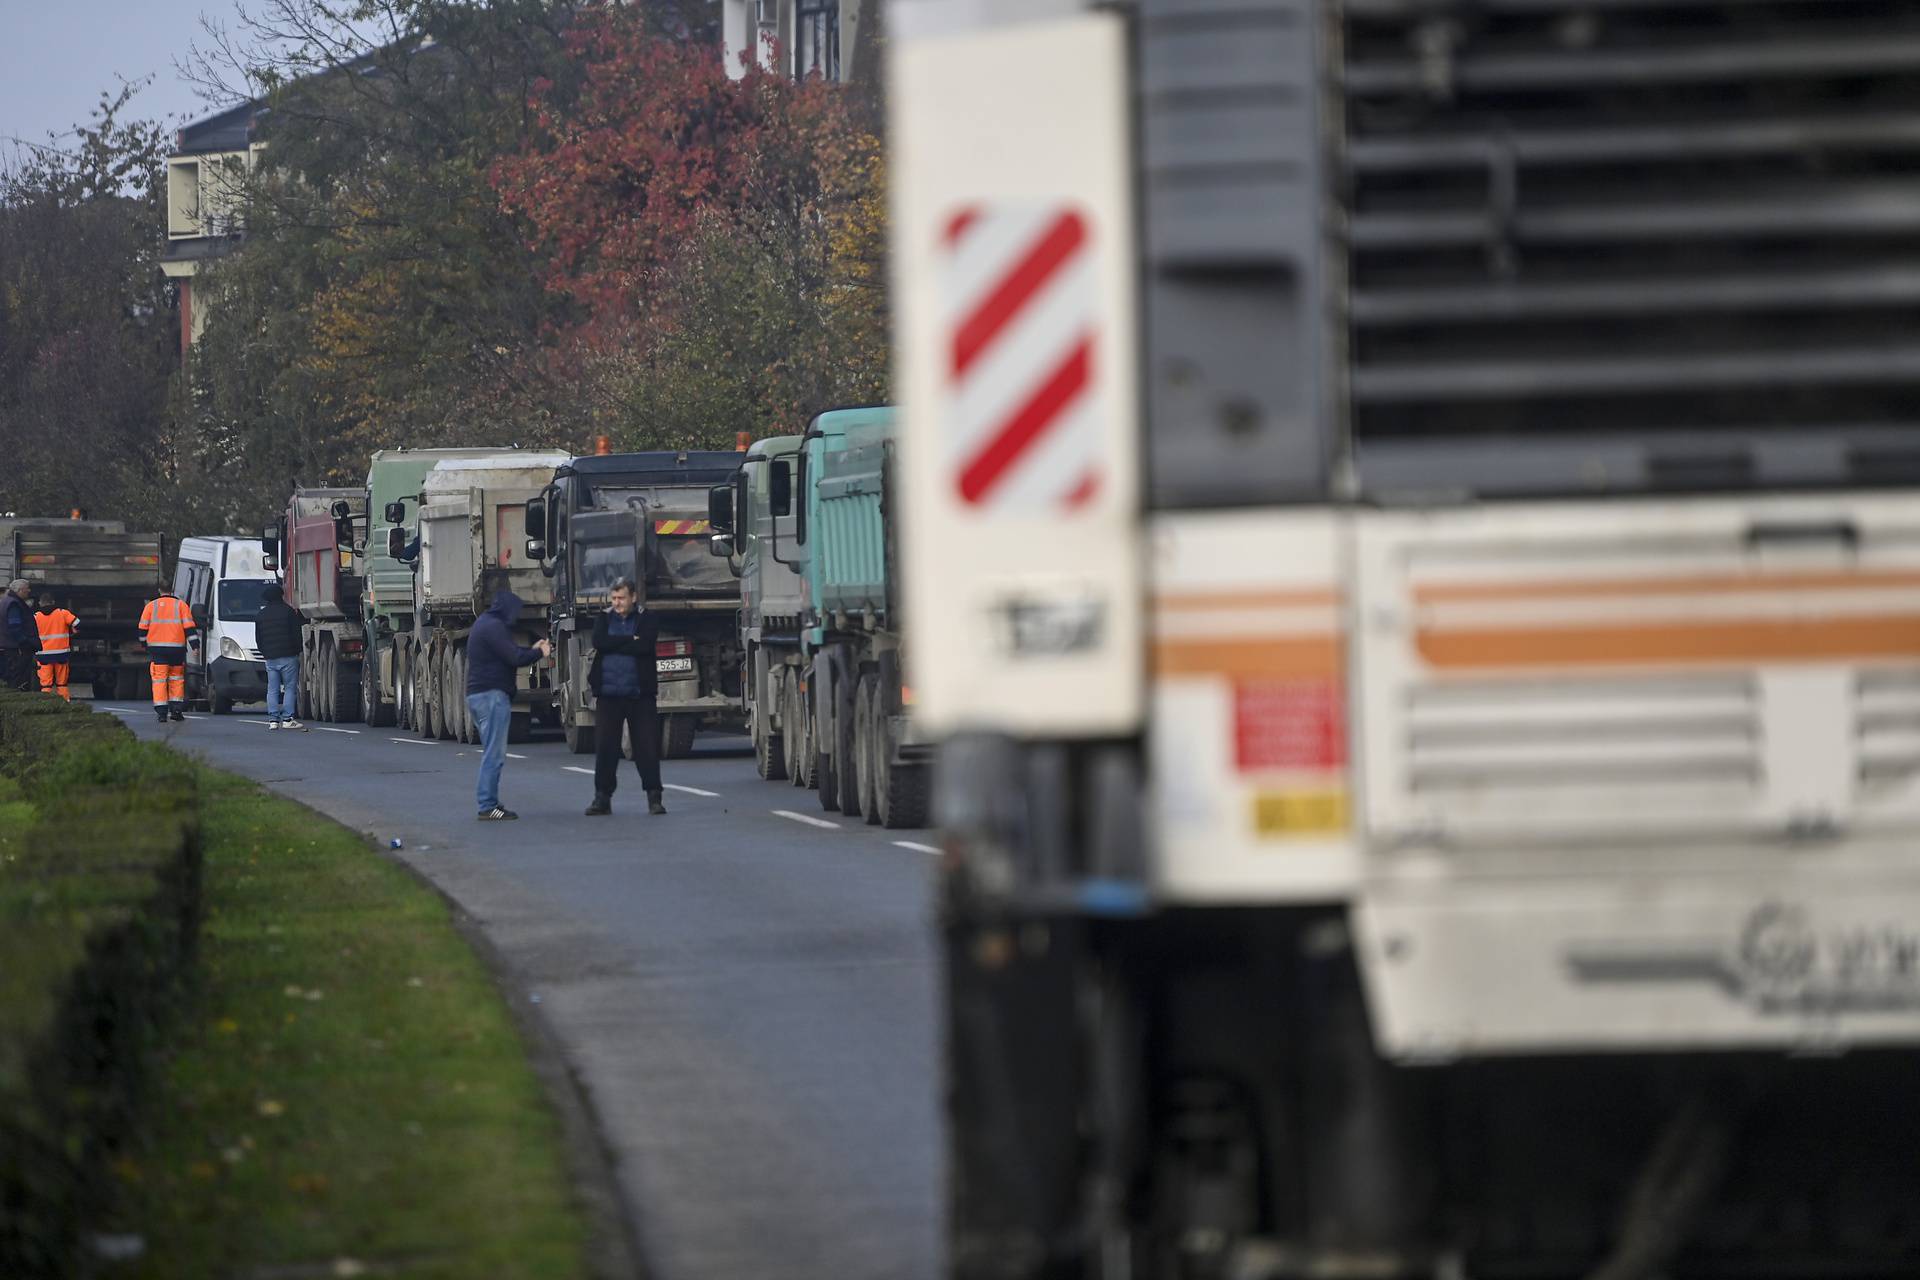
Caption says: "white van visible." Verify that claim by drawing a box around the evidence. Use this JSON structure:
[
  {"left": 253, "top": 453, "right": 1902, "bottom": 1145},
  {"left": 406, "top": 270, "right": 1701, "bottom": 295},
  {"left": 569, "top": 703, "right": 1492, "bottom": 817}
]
[{"left": 172, "top": 536, "right": 275, "bottom": 713}]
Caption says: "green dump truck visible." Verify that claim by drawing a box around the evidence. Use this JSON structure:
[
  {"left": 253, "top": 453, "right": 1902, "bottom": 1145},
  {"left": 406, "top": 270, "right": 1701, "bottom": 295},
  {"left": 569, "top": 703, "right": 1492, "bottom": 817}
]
[{"left": 714, "top": 408, "right": 930, "bottom": 827}]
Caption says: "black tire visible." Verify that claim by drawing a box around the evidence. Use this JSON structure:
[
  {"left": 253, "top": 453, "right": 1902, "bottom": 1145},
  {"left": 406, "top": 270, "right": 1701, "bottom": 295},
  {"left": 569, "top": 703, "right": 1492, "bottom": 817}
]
[
  {"left": 818, "top": 749, "right": 839, "bottom": 812},
  {"left": 316, "top": 637, "right": 334, "bottom": 721},
  {"left": 834, "top": 676, "right": 860, "bottom": 817},
  {"left": 662, "top": 714, "right": 697, "bottom": 759},
  {"left": 297, "top": 646, "right": 314, "bottom": 720},
  {"left": 508, "top": 710, "right": 532, "bottom": 744},
  {"left": 331, "top": 650, "right": 361, "bottom": 725},
  {"left": 873, "top": 700, "right": 931, "bottom": 829},
  {"left": 438, "top": 645, "right": 458, "bottom": 742},
  {"left": 854, "top": 674, "right": 878, "bottom": 824},
  {"left": 755, "top": 672, "right": 787, "bottom": 781},
  {"left": 396, "top": 644, "right": 413, "bottom": 731},
  {"left": 453, "top": 647, "right": 473, "bottom": 743},
  {"left": 786, "top": 680, "right": 816, "bottom": 788},
  {"left": 363, "top": 646, "right": 393, "bottom": 727},
  {"left": 417, "top": 640, "right": 439, "bottom": 740},
  {"left": 565, "top": 713, "right": 596, "bottom": 754},
  {"left": 211, "top": 691, "right": 233, "bottom": 715}
]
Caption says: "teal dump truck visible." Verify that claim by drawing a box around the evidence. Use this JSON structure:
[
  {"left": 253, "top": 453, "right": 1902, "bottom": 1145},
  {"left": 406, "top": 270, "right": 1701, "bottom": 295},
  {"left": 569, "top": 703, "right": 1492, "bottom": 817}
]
[{"left": 714, "top": 408, "right": 930, "bottom": 827}]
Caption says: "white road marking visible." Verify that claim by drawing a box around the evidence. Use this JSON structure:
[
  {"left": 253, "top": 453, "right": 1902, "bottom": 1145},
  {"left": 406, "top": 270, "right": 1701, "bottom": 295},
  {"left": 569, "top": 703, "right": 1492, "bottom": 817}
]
[
  {"left": 507, "top": 752, "right": 528, "bottom": 759},
  {"left": 665, "top": 783, "right": 719, "bottom": 797},
  {"left": 182, "top": 714, "right": 206, "bottom": 720},
  {"left": 774, "top": 809, "right": 840, "bottom": 830},
  {"left": 893, "top": 840, "right": 942, "bottom": 855},
  {"left": 563, "top": 766, "right": 594, "bottom": 775},
  {"left": 313, "top": 726, "right": 360, "bottom": 735},
  {"left": 390, "top": 737, "right": 439, "bottom": 746}
]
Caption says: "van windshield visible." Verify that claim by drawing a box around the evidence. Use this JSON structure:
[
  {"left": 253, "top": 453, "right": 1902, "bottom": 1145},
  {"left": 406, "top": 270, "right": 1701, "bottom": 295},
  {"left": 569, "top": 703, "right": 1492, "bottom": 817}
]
[{"left": 218, "top": 579, "right": 274, "bottom": 622}]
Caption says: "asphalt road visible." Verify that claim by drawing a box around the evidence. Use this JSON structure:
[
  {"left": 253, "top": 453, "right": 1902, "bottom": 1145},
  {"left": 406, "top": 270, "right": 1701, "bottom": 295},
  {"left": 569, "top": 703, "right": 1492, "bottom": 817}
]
[{"left": 109, "top": 700, "right": 943, "bottom": 1280}]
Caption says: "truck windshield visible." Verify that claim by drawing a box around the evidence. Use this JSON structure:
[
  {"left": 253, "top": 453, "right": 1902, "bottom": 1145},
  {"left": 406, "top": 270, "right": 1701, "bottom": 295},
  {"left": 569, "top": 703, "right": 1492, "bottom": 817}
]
[
  {"left": 589, "top": 488, "right": 735, "bottom": 596},
  {"left": 218, "top": 579, "right": 275, "bottom": 622}
]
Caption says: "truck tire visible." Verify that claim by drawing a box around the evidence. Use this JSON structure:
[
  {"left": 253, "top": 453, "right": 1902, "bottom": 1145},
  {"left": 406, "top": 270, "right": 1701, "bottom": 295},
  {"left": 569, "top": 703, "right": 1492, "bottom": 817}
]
[
  {"left": 565, "top": 713, "right": 596, "bottom": 755},
  {"left": 363, "top": 647, "right": 393, "bottom": 727},
  {"left": 754, "top": 673, "right": 787, "bottom": 781},
  {"left": 438, "top": 645, "right": 459, "bottom": 742},
  {"left": 662, "top": 714, "right": 697, "bottom": 759},
  {"left": 450, "top": 647, "right": 470, "bottom": 743},
  {"left": 818, "top": 748, "right": 839, "bottom": 812},
  {"left": 396, "top": 644, "right": 413, "bottom": 731},
  {"left": 316, "top": 636, "right": 334, "bottom": 721},
  {"left": 786, "top": 680, "right": 816, "bottom": 788},
  {"left": 298, "top": 646, "right": 314, "bottom": 721},
  {"left": 417, "top": 640, "right": 439, "bottom": 740},
  {"left": 330, "top": 648, "right": 360, "bottom": 725},
  {"left": 833, "top": 677, "right": 860, "bottom": 817},
  {"left": 211, "top": 691, "right": 233, "bottom": 716},
  {"left": 873, "top": 706, "right": 931, "bottom": 830},
  {"left": 854, "top": 674, "right": 878, "bottom": 823}
]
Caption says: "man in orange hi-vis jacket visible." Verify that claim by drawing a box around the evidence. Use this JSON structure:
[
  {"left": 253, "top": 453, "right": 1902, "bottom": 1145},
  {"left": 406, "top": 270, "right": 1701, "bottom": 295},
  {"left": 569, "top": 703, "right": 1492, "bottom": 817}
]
[
  {"left": 33, "top": 593, "right": 79, "bottom": 700},
  {"left": 139, "top": 587, "right": 197, "bottom": 723}
]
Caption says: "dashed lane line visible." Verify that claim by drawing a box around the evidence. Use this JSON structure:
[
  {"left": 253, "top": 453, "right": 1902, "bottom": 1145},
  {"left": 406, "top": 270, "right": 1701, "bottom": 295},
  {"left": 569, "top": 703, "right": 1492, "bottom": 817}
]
[
  {"left": 313, "top": 726, "right": 360, "bottom": 735},
  {"left": 507, "top": 752, "right": 528, "bottom": 759},
  {"left": 893, "top": 841, "right": 941, "bottom": 855},
  {"left": 390, "top": 737, "right": 439, "bottom": 746},
  {"left": 774, "top": 809, "right": 840, "bottom": 831},
  {"left": 562, "top": 765, "right": 594, "bottom": 775},
  {"left": 665, "top": 783, "right": 719, "bottom": 798}
]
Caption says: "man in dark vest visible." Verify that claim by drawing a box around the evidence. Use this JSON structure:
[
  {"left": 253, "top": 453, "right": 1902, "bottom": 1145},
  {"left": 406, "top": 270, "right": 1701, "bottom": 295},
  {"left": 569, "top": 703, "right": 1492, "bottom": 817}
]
[
  {"left": 586, "top": 576, "right": 666, "bottom": 817},
  {"left": 1, "top": 579, "right": 38, "bottom": 693}
]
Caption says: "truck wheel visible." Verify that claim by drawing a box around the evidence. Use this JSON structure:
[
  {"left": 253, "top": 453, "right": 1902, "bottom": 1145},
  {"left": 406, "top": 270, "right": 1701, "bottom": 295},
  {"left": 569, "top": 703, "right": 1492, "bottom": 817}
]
[
  {"left": 565, "top": 714, "right": 596, "bottom": 755},
  {"left": 396, "top": 644, "right": 413, "bottom": 731},
  {"left": 417, "top": 640, "right": 439, "bottom": 740},
  {"left": 211, "top": 691, "right": 233, "bottom": 716},
  {"left": 662, "top": 714, "right": 697, "bottom": 759},
  {"left": 785, "top": 681, "right": 815, "bottom": 787},
  {"left": 331, "top": 649, "right": 361, "bottom": 725},
  {"left": 363, "top": 648, "right": 392, "bottom": 727},
  {"left": 854, "top": 674, "right": 878, "bottom": 823},
  {"left": 315, "top": 636, "right": 333, "bottom": 721},
  {"left": 874, "top": 707, "right": 931, "bottom": 829},
  {"left": 450, "top": 647, "right": 470, "bottom": 743},
  {"left": 754, "top": 677, "right": 787, "bottom": 781},
  {"left": 438, "top": 645, "right": 459, "bottom": 741},
  {"left": 297, "top": 646, "right": 314, "bottom": 721},
  {"left": 834, "top": 678, "right": 860, "bottom": 817}
]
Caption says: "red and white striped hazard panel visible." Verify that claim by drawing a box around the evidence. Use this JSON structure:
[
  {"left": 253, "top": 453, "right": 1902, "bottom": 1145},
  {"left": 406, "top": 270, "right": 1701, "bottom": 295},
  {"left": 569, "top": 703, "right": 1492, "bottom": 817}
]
[{"left": 943, "top": 204, "right": 1102, "bottom": 513}]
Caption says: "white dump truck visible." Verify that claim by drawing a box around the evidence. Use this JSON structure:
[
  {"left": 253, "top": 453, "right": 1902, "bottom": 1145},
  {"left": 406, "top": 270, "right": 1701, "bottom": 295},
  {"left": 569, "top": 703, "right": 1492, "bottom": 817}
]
[{"left": 394, "top": 449, "right": 569, "bottom": 745}]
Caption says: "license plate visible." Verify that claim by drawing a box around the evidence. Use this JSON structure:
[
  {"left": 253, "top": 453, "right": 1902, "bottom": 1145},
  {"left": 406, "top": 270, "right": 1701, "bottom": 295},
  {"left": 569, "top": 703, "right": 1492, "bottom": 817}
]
[{"left": 656, "top": 657, "right": 694, "bottom": 674}]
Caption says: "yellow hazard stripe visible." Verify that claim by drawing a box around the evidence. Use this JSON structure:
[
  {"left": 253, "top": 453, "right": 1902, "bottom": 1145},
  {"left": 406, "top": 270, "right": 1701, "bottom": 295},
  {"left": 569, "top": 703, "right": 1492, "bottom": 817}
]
[{"left": 653, "top": 520, "right": 711, "bottom": 535}]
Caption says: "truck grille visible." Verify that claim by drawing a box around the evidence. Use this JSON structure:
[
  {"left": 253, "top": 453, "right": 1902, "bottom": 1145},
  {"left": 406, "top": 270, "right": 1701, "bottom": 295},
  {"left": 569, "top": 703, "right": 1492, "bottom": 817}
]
[{"left": 1342, "top": 0, "right": 1920, "bottom": 494}]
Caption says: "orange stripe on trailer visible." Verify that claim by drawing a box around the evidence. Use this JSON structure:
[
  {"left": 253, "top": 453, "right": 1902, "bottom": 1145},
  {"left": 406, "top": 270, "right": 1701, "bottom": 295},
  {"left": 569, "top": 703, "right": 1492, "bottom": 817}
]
[
  {"left": 1417, "top": 614, "right": 1920, "bottom": 670},
  {"left": 1414, "top": 568, "right": 1920, "bottom": 605},
  {"left": 1152, "top": 634, "right": 1341, "bottom": 680},
  {"left": 1153, "top": 588, "right": 1341, "bottom": 613},
  {"left": 653, "top": 520, "right": 710, "bottom": 535}
]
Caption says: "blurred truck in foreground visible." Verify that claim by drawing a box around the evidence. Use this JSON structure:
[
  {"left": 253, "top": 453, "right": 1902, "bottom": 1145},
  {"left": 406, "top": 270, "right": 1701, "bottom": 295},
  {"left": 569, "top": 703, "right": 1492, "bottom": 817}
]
[
  {"left": 527, "top": 449, "right": 745, "bottom": 757},
  {"left": 895, "top": 2, "right": 1920, "bottom": 1276},
  {"left": 0, "top": 517, "right": 162, "bottom": 698}
]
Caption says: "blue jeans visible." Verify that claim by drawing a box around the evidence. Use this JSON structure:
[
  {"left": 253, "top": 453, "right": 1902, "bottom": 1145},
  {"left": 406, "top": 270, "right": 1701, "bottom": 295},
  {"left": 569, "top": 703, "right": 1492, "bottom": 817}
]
[
  {"left": 266, "top": 656, "right": 299, "bottom": 722},
  {"left": 467, "top": 688, "right": 512, "bottom": 812}
]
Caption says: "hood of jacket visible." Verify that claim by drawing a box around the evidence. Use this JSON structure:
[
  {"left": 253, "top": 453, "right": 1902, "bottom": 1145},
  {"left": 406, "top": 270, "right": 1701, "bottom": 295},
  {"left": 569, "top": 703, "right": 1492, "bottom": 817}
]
[
  {"left": 261, "top": 583, "right": 284, "bottom": 603},
  {"left": 485, "top": 590, "right": 523, "bottom": 627}
]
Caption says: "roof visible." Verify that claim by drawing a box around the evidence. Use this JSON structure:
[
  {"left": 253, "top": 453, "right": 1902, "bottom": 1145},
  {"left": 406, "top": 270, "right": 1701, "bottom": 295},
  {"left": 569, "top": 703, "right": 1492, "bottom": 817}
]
[
  {"left": 565, "top": 451, "right": 746, "bottom": 478},
  {"left": 173, "top": 101, "right": 260, "bottom": 156}
]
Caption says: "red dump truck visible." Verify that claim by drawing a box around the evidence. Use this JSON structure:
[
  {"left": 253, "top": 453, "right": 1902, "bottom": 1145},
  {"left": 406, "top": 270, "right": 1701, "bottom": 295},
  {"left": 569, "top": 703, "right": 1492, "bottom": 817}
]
[{"left": 266, "top": 488, "right": 368, "bottom": 722}]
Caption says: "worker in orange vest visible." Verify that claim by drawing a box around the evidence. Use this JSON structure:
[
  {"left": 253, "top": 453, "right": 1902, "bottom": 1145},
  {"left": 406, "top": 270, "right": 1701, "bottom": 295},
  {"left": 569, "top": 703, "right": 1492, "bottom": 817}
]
[
  {"left": 33, "top": 593, "right": 78, "bottom": 701},
  {"left": 138, "top": 587, "right": 198, "bottom": 723}
]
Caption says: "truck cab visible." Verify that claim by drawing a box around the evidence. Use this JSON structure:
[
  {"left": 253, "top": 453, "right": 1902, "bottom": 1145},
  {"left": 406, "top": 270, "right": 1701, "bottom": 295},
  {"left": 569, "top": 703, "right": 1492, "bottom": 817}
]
[
  {"left": 172, "top": 535, "right": 275, "bottom": 714},
  {"left": 710, "top": 434, "right": 807, "bottom": 778},
  {"left": 529, "top": 450, "right": 746, "bottom": 757}
]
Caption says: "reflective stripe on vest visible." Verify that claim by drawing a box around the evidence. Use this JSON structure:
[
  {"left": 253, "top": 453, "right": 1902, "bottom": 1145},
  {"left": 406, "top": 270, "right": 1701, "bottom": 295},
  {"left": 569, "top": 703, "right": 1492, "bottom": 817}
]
[{"left": 141, "top": 596, "right": 192, "bottom": 647}]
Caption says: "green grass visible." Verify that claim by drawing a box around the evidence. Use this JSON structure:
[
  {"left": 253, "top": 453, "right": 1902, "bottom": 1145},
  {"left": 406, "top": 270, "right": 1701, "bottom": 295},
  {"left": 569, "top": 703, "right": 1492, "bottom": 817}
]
[{"left": 107, "top": 769, "right": 591, "bottom": 1279}]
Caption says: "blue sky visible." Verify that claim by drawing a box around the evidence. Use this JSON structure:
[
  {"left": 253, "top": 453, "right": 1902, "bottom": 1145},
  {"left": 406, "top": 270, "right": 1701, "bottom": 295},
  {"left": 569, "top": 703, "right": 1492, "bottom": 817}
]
[{"left": 0, "top": 1, "right": 244, "bottom": 153}]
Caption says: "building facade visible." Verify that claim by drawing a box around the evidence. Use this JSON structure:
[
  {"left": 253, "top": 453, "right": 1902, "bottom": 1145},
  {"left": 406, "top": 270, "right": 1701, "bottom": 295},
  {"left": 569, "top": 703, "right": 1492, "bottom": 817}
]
[
  {"left": 721, "top": 0, "right": 878, "bottom": 83},
  {"left": 160, "top": 101, "right": 264, "bottom": 358}
]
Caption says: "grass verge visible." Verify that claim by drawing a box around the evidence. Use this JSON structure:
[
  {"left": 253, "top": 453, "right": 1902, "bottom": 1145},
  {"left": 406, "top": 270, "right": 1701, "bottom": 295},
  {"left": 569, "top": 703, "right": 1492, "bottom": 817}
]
[{"left": 104, "top": 766, "right": 591, "bottom": 1279}]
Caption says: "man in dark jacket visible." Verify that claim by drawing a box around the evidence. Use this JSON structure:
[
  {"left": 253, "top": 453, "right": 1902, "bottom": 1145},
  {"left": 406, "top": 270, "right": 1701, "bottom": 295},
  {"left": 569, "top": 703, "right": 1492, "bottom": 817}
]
[
  {"left": 1, "top": 579, "right": 38, "bottom": 693},
  {"left": 256, "top": 583, "right": 307, "bottom": 730},
  {"left": 585, "top": 576, "right": 665, "bottom": 817},
  {"left": 466, "top": 590, "right": 551, "bottom": 820}
]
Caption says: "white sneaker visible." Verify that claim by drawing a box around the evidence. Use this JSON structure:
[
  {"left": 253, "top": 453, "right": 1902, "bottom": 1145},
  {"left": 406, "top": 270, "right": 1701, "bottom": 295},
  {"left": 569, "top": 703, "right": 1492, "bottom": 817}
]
[
  {"left": 284, "top": 719, "right": 307, "bottom": 731},
  {"left": 268, "top": 721, "right": 282, "bottom": 731}
]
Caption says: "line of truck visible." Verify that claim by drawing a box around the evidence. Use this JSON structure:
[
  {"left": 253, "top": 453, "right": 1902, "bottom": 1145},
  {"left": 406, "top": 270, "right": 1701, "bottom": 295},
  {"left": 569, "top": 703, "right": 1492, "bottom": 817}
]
[{"left": 254, "top": 419, "right": 932, "bottom": 826}]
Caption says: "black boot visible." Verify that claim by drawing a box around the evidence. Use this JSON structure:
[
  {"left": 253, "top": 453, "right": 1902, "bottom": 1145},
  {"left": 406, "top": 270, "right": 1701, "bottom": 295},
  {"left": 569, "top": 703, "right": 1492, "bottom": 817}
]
[
  {"left": 155, "top": 707, "right": 168, "bottom": 723},
  {"left": 647, "top": 790, "right": 666, "bottom": 816},
  {"left": 168, "top": 705, "right": 185, "bottom": 722},
  {"left": 585, "top": 793, "right": 612, "bottom": 817}
]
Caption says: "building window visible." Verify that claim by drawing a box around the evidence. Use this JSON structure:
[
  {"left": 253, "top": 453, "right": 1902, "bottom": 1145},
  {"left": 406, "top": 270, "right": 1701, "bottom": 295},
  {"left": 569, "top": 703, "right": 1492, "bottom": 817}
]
[
  {"left": 167, "top": 160, "right": 201, "bottom": 237},
  {"left": 798, "top": 0, "right": 839, "bottom": 81}
]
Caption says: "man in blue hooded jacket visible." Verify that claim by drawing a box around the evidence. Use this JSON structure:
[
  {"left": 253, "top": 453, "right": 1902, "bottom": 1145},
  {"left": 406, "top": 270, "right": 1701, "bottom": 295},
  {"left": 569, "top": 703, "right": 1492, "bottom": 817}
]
[{"left": 466, "top": 590, "right": 551, "bottom": 820}]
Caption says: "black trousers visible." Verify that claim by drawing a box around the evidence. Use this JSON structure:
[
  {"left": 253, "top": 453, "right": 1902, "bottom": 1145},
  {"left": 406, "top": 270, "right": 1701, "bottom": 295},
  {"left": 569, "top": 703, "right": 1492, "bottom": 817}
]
[
  {"left": 593, "top": 694, "right": 661, "bottom": 796},
  {"left": 3, "top": 648, "right": 34, "bottom": 693}
]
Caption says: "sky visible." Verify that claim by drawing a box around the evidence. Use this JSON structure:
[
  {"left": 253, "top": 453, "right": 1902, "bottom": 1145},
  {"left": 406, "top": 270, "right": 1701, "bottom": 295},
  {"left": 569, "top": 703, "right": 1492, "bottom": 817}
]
[{"left": 0, "top": 0, "right": 247, "bottom": 154}]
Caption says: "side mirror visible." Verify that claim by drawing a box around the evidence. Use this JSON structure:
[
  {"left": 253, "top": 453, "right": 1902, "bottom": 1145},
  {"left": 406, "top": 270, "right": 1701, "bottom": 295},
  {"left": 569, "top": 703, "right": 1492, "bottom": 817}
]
[
  {"left": 383, "top": 500, "right": 406, "bottom": 524},
  {"left": 261, "top": 518, "right": 283, "bottom": 553},
  {"left": 262, "top": 554, "right": 278, "bottom": 573},
  {"left": 770, "top": 459, "right": 792, "bottom": 517},
  {"left": 707, "top": 485, "right": 734, "bottom": 534},
  {"left": 526, "top": 538, "right": 546, "bottom": 562},
  {"left": 524, "top": 497, "right": 547, "bottom": 538},
  {"left": 329, "top": 499, "right": 352, "bottom": 520},
  {"left": 387, "top": 527, "right": 406, "bottom": 559},
  {"left": 708, "top": 533, "right": 734, "bottom": 558}
]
